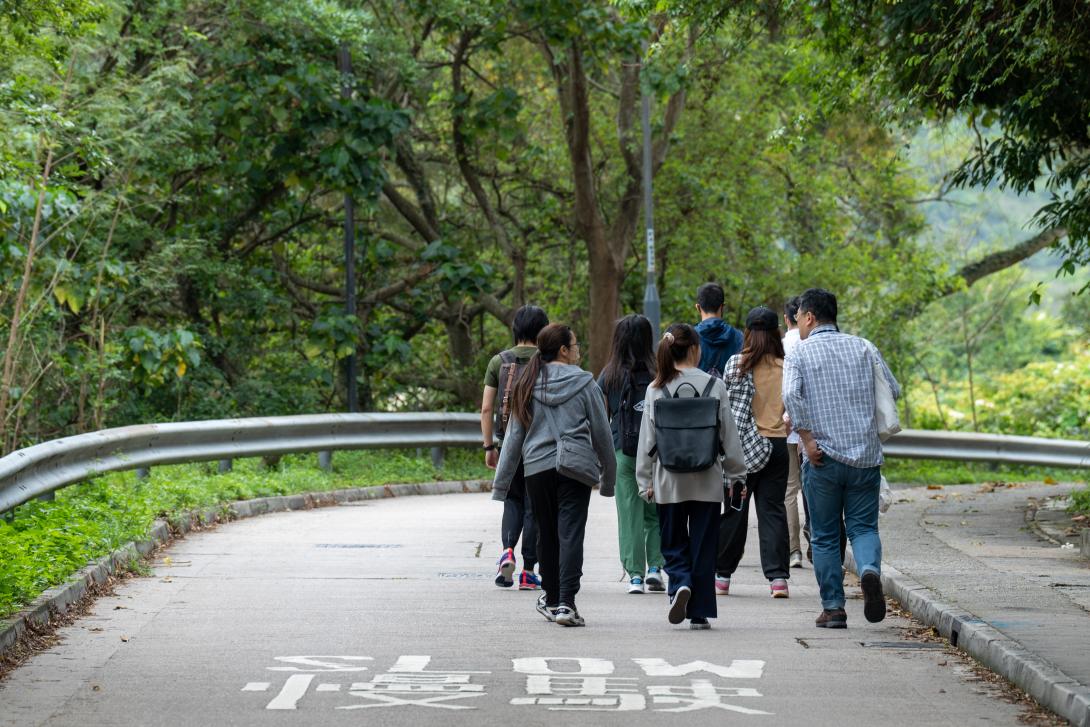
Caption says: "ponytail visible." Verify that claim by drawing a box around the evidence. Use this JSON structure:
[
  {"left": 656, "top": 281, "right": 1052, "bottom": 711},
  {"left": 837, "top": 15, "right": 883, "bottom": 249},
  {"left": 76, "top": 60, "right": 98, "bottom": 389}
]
[
  {"left": 510, "top": 323, "right": 574, "bottom": 428},
  {"left": 653, "top": 323, "right": 700, "bottom": 388}
]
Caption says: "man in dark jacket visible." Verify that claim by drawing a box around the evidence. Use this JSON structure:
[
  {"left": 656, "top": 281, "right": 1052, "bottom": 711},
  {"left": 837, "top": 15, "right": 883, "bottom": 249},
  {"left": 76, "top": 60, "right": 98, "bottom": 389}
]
[{"left": 694, "top": 282, "right": 743, "bottom": 379}]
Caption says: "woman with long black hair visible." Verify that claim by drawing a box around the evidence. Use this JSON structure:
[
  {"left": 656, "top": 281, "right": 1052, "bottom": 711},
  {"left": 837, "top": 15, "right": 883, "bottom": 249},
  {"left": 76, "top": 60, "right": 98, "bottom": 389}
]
[
  {"left": 597, "top": 315, "right": 665, "bottom": 594},
  {"left": 493, "top": 324, "right": 616, "bottom": 627},
  {"left": 715, "top": 306, "right": 792, "bottom": 598},
  {"left": 635, "top": 323, "right": 747, "bottom": 629}
]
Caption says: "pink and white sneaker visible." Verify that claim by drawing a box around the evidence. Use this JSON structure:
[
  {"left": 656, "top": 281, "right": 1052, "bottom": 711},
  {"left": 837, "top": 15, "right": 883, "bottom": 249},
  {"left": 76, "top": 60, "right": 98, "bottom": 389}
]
[
  {"left": 495, "top": 548, "right": 516, "bottom": 588},
  {"left": 770, "top": 578, "right": 789, "bottom": 598},
  {"left": 714, "top": 576, "right": 730, "bottom": 595}
]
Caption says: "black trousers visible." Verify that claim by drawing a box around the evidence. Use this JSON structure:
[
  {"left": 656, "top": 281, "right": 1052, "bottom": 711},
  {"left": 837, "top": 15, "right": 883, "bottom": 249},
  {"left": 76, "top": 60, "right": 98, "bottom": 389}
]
[
  {"left": 657, "top": 500, "right": 719, "bottom": 620},
  {"left": 501, "top": 461, "right": 538, "bottom": 570},
  {"left": 525, "top": 469, "right": 592, "bottom": 608},
  {"left": 717, "top": 436, "right": 790, "bottom": 580}
]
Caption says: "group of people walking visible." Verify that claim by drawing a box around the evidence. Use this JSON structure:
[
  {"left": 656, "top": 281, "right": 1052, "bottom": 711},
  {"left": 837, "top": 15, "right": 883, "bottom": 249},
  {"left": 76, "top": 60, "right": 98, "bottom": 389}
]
[{"left": 482, "top": 283, "right": 900, "bottom": 630}]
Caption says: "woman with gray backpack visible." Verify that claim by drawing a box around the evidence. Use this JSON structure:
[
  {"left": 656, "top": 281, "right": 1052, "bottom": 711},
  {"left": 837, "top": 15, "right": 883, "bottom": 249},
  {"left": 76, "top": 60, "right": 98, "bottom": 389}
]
[
  {"left": 635, "top": 323, "right": 747, "bottom": 630},
  {"left": 597, "top": 315, "right": 666, "bottom": 595},
  {"left": 493, "top": 324, "right": 616, "bottom": 627}
]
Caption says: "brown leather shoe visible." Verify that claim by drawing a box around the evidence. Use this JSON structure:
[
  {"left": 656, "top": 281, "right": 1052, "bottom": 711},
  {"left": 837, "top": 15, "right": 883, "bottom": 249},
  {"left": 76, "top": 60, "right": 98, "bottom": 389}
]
[{"left": 815, "top": 608, "right": 847, "bottom": 628}]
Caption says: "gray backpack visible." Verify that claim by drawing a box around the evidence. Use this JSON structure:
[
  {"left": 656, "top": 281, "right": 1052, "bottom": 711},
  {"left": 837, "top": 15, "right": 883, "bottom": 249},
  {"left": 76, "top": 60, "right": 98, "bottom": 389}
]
[{"left": 650, "top": 378, "right": 723, "bottom": 473}]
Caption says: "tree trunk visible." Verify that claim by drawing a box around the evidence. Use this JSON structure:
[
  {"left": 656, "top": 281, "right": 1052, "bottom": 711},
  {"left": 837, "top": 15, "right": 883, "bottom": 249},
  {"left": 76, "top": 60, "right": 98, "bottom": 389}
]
[{"left": 587, "top": 241, "right": 624, "bottom": 373}]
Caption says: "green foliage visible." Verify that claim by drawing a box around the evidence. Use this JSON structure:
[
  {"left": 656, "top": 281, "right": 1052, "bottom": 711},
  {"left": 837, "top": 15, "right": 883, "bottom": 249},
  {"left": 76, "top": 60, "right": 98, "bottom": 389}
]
[
  {"left": 1070, "top": 488, "right": 1090, "bottom": 516},
  {"left": 908, "top": 343, "right": 1090, "bottom": 440},
  {"left": 0, "top": 448, "right": 489, "bottom": 619},
  {"left": 883, "top": 459, "right": 1087, "bottom": 487}
]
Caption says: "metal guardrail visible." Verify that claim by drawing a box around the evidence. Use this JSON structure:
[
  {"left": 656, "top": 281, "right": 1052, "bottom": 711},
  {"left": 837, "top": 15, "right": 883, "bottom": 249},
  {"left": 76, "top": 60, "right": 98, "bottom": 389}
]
[
  {"left": 882, "top": 429, "right": 1090, "bottom": 469},
  {"left": 0, "top": 413, "right": 1087, "bottom": 514},
  {"left": 0, "top": 413, "right": 480, "bottom": 514}
]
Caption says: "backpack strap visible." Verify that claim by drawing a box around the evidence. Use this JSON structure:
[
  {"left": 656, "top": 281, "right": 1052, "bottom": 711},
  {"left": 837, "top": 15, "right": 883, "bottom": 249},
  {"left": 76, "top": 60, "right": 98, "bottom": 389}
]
[
  {"left": 701, "top": 377, "right": 717, "bottom": 397},
  {"left": 498, "top": 350, "right": 519, "bottom": 434}
]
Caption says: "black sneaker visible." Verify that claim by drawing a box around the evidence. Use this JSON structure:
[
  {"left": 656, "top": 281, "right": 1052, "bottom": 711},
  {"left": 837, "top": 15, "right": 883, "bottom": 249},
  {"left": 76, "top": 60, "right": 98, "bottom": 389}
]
[
  {"left": 668, "top": 586, "right": 691, "bottom": 624},
  {"left": 555, "top": 604, "right": 585, "bottom": 627},
  {"left": 861, "top": 571, "right": 886, "bottom": 623},
  {"left": 690, "top": 617, "right": 710, "bottom": 630},
  {"left": 535, "top": 593, "right": 557, "bottom": 623}
]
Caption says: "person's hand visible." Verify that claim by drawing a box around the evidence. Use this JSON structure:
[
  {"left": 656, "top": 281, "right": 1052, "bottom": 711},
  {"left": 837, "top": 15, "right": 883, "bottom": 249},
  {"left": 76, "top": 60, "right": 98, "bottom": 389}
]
[
  {"left": 802, "top": 436, "right": 823, "bottom": 466},
  {"left": 485, "top": 448, "right": 499, "bottom": 469}
]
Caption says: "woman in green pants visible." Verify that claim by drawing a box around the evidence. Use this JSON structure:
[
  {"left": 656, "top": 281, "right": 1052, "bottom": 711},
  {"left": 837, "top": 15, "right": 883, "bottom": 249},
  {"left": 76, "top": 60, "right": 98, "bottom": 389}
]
[{"left": 597, "top": 315, "right": 666, "bottom": 594}]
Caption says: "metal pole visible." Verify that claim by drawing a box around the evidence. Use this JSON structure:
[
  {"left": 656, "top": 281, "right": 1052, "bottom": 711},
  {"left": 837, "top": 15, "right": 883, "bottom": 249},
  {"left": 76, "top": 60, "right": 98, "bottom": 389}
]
[
  {"left": 639, "top": 39, "right": 661, "bottom": 339},
  {"left": 338, "top": 44, "right": 359, "bottom": 414}
]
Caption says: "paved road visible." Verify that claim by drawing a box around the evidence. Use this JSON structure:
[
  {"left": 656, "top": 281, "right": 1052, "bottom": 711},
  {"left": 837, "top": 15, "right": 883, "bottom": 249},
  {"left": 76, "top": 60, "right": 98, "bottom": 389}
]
[{"left": 0, "top": 491, "right": 1040, "bottom": 726}]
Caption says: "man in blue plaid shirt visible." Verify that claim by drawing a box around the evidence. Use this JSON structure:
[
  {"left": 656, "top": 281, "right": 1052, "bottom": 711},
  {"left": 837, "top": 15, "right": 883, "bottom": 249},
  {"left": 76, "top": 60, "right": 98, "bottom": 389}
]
[{"left": 782, "top": 288, "right": 900, "bottom": 629}]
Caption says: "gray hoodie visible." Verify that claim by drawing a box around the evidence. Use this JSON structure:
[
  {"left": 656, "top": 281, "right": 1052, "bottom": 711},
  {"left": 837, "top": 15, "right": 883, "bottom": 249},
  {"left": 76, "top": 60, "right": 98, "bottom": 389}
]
[{"left": 492, "top": 363, "right": 617, "bottom": 499}]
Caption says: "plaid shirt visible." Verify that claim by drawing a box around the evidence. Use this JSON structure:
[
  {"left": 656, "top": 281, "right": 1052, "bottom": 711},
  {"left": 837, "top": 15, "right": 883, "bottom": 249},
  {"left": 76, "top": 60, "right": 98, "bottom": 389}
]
[
  {"left": 782, "top": 324, "right": 901, "bottom": 468},
  {"left": 723, "top": 354, "right": 773, "bottom": 474}
]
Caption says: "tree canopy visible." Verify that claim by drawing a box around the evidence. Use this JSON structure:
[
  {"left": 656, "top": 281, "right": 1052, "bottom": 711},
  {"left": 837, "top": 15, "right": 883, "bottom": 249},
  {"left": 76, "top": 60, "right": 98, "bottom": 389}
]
[{"left": 0, "top": 0, "right": 1083, "bottom": 451}]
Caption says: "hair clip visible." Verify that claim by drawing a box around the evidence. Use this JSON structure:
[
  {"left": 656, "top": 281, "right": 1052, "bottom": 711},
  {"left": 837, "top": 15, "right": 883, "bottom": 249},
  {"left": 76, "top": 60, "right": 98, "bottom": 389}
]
[{"left": 663, "top": 331, "right": 675, "bottom": 343}]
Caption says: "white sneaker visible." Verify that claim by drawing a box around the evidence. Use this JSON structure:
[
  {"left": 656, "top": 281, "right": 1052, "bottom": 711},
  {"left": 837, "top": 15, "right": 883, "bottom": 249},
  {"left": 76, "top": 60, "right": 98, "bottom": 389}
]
[
  {"left": 555, "top": 604, "right": 585, "bottom": 627},
  {"left": 645, "top": 567, "right": 665, "bottom": 592},
  {"left": 627, "top": 576, "right": 645, "bottom": 594},
  {"left": 790, "top": 550, "right": 803, "bottom": 568}
]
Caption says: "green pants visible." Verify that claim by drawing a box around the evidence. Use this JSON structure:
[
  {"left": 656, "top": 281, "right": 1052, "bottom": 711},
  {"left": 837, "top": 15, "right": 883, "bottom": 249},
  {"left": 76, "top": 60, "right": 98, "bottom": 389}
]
[{"left": 615, "top": 450, "right": 664, "bottom": 577}]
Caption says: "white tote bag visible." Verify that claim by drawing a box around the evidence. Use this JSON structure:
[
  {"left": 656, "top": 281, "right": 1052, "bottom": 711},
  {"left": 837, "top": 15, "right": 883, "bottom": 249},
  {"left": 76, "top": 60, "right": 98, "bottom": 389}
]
[{"left": 873, "top": 356, "right": 901, "bottom": 442}]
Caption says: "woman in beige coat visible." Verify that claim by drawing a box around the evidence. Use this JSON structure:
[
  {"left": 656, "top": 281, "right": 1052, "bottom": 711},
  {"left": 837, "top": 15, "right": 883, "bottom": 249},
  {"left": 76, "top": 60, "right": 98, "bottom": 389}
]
[{"left": 635, "top": 323, "right": 747, "bottom": 629}]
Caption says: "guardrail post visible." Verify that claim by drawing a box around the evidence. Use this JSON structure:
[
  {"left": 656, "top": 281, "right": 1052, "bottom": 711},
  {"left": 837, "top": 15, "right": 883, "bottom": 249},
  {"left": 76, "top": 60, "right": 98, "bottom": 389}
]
[
  {"left": 318, "top": 451, "right": 333, "bottom": 472},
  {"left": 218, "top": 459, "right": 233, "bottom": 474},
  {"left": 136, "top": 467, "right": 151, "bottom": 480},
  {"left": 2, "top": 508, "right": 13, "bottom": 523},
  {"left": 430, "top": 446, "right": 445, "bottom": 470}
]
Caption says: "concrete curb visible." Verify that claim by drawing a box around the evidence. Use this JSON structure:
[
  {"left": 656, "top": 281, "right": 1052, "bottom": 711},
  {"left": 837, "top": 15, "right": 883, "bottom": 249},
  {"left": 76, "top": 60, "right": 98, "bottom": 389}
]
[
  {"left": 845, "top": 551, "right": 1090, "bottom": 727},
  {"left": 0, "top": 479, "right": 489, "bottom": 663}
]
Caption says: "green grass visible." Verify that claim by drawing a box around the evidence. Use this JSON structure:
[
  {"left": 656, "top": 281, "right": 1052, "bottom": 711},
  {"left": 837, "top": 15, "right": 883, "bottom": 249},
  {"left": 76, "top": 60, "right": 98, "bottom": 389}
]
[
  {"left": 1070, "top": 487, "right": 1090, "bottom": 516},
  {"left": 0, "top": 449, "right": 489, "bottom": 620},
  {"left": 883, "top": 458, "right": 1088, "bottom": 486}
]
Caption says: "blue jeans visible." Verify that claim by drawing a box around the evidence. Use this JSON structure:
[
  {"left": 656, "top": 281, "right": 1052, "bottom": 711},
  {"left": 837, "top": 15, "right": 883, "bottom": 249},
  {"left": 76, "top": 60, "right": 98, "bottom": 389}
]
[{"left": 802, "top": 457, "right": 881, "bottom": 610}]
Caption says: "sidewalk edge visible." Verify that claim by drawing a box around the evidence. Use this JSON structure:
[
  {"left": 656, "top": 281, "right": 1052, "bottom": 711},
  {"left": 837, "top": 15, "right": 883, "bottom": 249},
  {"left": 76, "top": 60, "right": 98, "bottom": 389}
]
[
  {"left": 0, "top": 479, "right": 489, "bottom": 665},
  {"left": 846, "top": 551, "right": 1090, "bottom": 727}
]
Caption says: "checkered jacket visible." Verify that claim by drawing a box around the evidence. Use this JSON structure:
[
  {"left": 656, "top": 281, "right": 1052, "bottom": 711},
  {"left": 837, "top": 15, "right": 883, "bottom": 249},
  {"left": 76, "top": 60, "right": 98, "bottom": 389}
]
[{"left": 723, "top": 354, "right": 772, "bottom": 474}]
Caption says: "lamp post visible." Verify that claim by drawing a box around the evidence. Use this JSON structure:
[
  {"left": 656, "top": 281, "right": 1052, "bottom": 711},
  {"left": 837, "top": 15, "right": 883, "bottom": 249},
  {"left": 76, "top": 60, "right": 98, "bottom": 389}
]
[
  {"left": 338, "top": 44, "right": 358, "bottom": 413},
  {"left": 640, "top": 40, "right": 660, "bottom": 339}
]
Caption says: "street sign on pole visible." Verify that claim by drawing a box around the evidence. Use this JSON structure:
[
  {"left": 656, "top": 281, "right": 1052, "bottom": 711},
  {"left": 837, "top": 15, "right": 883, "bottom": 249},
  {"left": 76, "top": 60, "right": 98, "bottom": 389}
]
[{"left": 640, "top": 39, "right": 661, "bottom": 340}]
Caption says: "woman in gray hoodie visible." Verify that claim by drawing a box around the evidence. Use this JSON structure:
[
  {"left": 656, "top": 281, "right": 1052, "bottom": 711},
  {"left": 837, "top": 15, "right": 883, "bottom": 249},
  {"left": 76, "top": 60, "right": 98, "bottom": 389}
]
[
  {"left": 636, "top": 323, "right": 747, "bottom": 630},
  {"left": 493, "top": 324, "right": 616, "bottom": 627}
]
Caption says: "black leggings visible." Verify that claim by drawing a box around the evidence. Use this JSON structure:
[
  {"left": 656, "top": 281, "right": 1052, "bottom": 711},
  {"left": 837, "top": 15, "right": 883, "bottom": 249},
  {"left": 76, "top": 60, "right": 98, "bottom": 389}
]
[
  {"left": 525, "top": 469, "right": 592, "bottom": 608},
  {"left": 501, "top": 462, "right": 538, "bottom": 570}
]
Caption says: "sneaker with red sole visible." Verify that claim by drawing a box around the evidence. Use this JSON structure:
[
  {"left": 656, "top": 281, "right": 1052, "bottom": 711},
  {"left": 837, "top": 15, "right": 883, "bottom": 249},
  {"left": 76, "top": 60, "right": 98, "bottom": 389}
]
[
  {"left": 495, "top": 548, "right": 516, "bottom": 587},
  {"left": 714, "top": 576, "right": 730, "bottom": 595},
  {"left": 770, "top": 578, "right": 789, "bottom": 598},
  {"left": 518, "top": 570, "right": 541, "bottom": 590}
]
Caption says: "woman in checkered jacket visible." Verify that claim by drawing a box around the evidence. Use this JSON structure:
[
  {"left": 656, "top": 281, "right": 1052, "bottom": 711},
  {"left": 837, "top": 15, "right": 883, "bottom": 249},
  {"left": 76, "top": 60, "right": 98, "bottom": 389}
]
[{"left": 714, "top": 306, "right": 793, "bottom": 599}]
